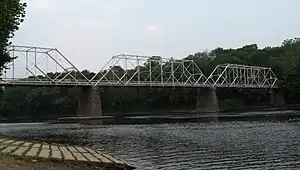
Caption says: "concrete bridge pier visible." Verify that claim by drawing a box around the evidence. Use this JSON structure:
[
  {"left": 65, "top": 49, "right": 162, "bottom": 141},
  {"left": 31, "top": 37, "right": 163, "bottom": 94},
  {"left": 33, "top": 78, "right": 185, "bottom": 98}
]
[
  {"left": 196, "top": 87, "right": 219, "bottom": 115},
  {"left": 77, "top": 87, "right": 102, "bottom": 117},
  {"left": 270, "top": 89, "right": 286, "bottom": 107}
]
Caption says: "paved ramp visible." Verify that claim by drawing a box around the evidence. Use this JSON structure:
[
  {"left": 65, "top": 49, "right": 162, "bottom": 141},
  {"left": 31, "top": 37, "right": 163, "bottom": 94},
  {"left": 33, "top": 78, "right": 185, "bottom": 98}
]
[{"left": 0, "top": 136, "right": 135, "bottom": 169}]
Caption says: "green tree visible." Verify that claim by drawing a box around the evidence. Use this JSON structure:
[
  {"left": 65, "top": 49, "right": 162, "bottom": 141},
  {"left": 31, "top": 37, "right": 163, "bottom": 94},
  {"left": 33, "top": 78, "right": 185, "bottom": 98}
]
[{"left": 0, "top": 0, "right": 26, "bottom": 73}]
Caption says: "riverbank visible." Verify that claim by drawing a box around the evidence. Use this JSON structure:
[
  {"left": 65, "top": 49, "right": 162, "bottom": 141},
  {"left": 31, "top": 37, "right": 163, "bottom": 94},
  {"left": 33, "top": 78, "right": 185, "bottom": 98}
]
[
  {"left": 1, "top": 105, "right": 300, "bottom": 124},
  {"left": 0, "top": 134, "right": 135, "bottom": 170},
  {"left": 53, "top": 109, "right": 300, "bottom": 125},
  {"left": 108, "top": 104, "right": 300, "bottom": 117},
  {"left": 0, "top": 154, "right": 105, "bottom": 170}
]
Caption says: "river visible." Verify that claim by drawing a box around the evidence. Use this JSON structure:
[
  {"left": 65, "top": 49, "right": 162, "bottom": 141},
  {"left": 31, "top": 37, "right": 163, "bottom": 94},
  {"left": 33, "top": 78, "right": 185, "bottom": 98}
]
[{"left": 0, "top": 119, "right": 300, "bottom": 169}]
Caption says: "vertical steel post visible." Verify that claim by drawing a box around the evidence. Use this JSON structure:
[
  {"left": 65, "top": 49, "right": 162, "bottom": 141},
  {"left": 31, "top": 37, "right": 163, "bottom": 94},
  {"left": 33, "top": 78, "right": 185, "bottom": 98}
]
[
  {"left": 12, "top": 46, "right": 15, "bottom": 82},
  {"left": 26, "top": 51, "right": 28, "bottom": 82},
  {"left": 149, "top": 59, "right": 152, "bottom": 86},
  {"left": 243, "top": 66, "right": 246, "bottom": 87},
  {"left": 46, "top": 52, "right": 48, "bottom": 81},
  {"left": 171, "top": 58, "right": 174, "bottom": 86},
  {"left": 181, "top": 61, "right": 184, "bottom": 83},
  {"left": 125, "top": 57, "right": 128, "bottom": 84},
  {"left": 34, "top": 47, "right": 37, "bottom": 83},
  {"left": 160, "top": 58, "right": 163, "bottom": 85},
  {"left": 137, "top": 56, "right": 140, "bottom": 84}
]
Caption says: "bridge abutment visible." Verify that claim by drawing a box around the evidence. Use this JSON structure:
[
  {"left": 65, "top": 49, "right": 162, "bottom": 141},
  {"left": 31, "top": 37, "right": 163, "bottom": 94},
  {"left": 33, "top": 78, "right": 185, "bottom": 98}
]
[
  {"left": 77, "top": 87, "right": 102, "bottom": 117},
  {"left": 196, "top": 87, "right": 219, "bottom": 114},
  {"left": 270, "top": 89, "right": 286, "bottom": 107}
]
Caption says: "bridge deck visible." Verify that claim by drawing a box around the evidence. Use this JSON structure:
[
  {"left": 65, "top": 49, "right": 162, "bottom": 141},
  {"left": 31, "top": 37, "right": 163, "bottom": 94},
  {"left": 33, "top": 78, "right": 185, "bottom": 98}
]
[{"left": 0, "top": 80, "right": 277, "bottom": 88}]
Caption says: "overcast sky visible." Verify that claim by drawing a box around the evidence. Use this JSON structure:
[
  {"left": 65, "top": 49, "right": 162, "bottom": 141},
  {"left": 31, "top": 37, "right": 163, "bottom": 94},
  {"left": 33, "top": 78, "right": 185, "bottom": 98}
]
[{"left": 12, "top": 0, "right": 300, "bottom": 72}]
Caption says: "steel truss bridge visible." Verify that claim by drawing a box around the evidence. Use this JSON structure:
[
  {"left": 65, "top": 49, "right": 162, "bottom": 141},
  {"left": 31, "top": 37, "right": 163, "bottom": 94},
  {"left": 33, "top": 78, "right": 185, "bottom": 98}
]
[{"left": 0, "top": 45, "right": 278, "bottom": 88}]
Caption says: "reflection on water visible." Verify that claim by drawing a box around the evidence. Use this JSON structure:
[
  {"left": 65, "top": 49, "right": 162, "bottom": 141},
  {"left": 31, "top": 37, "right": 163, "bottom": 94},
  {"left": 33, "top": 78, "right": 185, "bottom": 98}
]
[{"left": 1, "top": 121, "right": 300, "bottom": 170}]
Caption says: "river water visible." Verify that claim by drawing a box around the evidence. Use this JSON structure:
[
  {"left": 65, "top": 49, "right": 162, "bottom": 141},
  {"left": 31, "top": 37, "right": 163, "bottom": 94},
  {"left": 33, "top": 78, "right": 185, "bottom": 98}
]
[{"left": 0, "top": 120, "right": 300, "bottom": 169}]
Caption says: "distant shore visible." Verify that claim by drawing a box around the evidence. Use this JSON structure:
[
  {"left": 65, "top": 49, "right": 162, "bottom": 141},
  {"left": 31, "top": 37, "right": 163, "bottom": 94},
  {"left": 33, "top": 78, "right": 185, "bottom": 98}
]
[
  {"left": 52, "top": 108, "right": 300, "bottom": 125},
  {"left": 108, "top": 104, "right": 300, "bottom": 116},
  {"left": 1, "top": 104, "right": 300, "bottom": 124}
]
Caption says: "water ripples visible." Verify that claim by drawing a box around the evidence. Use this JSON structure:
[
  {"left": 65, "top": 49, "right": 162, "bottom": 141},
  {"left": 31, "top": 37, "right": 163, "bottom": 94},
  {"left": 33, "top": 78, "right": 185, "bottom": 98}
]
[{"left": 0, "top": 121, "right": 300, "bottom": 169}]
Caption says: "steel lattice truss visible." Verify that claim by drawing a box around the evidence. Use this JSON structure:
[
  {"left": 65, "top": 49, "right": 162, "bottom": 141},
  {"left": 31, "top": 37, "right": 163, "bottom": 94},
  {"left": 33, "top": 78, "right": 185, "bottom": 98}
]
[
  {"left": 0, "top": 45, "right": 279, "bottom": 88},
  {"left": 0, "top": 45, "right": 91, "bottom": 86},
  {"left": 89, "top": 54, "right": 207, "bottom": 87},
  {"left": 205, "top": 64, "right": 278, "bottom": 88}
]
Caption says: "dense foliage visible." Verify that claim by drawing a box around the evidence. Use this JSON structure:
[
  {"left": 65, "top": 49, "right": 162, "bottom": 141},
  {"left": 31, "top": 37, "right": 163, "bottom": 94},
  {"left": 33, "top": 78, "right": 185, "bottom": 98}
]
[
  {"left": 0, "top": 0, "right": 26, "bottom": 73},
  {"left": 1, "top": 38, "right": 300, "bottom": 118}
]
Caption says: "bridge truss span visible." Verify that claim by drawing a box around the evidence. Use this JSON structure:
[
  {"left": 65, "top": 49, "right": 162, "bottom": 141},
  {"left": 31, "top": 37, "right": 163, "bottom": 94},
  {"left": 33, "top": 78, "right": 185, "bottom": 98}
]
[
  {"left": 0, "top": 45, "right": 279, "bottom": 89},
  {"left": 1, "top": 45, "right": 91, "bottom": 86},
  {"left": 90, "top": 54, "right": 208, "bottom": 87},
  {"left": 205, "top": 63, "right": 278, "bottom": 88}
]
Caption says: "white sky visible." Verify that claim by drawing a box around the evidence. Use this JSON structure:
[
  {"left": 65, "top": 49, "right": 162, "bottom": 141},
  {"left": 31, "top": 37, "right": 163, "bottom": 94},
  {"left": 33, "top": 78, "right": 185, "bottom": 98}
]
[{"left": 12, "top": 0, "right": 300, "bottom": 72}]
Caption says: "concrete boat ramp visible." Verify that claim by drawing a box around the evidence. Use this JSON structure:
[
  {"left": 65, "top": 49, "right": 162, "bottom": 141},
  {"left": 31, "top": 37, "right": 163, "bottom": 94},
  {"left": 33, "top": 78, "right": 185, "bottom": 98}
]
[{"left": 0, "top": 136, "right": 135, "bottom": 170}]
